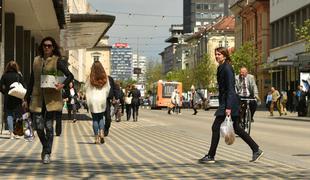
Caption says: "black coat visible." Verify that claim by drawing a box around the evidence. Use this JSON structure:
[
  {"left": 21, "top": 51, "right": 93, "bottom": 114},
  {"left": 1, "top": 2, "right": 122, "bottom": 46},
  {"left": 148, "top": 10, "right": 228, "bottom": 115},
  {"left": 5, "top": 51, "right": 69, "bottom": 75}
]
[
  {"left": 215, "top": 62, "right": 240, "bottom": 117},
  {"left": 129, "top": 88, "right": 141, "bottom": 106},
  {"left": 0, "top": 71, "right": 25, "bottom": 112},
  {"left": 64, "top": 87, "right": 78, "bottom": 110}
]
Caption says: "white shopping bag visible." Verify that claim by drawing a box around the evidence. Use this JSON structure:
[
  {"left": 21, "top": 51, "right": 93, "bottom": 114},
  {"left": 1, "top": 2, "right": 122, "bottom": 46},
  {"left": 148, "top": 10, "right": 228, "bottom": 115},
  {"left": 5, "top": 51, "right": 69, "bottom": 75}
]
[{"left": 220, "top": 116, "right": 235, "bottom": 145}]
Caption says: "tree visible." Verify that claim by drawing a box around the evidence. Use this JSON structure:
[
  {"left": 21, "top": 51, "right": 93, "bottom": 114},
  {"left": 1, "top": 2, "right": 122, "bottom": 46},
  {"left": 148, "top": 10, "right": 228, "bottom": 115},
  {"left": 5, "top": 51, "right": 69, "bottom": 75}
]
[
  {"left": 296, "top": 19, "right": 310, "bottom": 52},
  {"left": 193, "top": 54, "right": 217, "bottom": 90},
  {"left": 230, "top": 42, "right": 257, "bottom": 74},
  {"left": 144, "top": 62, "right": 163, "bottom": 92}
]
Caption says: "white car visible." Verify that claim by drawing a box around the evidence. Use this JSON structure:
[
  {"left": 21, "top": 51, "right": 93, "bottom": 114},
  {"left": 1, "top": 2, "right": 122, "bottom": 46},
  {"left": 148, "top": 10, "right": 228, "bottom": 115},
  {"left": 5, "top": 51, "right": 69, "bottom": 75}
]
[{"left": 205, "top": 95, "right": 219, "bottom": 110}]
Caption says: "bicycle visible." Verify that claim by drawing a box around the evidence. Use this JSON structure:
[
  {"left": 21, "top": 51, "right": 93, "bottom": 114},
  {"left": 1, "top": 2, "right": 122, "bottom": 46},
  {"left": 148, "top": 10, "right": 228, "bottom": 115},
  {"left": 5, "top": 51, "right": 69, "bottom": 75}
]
[{"left": 239, "top": 98, "right": 256, "bottom": 135}]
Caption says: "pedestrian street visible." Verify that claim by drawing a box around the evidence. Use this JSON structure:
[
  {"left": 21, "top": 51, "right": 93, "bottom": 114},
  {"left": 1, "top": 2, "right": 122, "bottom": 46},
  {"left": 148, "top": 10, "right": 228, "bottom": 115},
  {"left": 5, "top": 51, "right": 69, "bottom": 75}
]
[{"left": 0, "top": 109, "right": 309, "bottom": 179}]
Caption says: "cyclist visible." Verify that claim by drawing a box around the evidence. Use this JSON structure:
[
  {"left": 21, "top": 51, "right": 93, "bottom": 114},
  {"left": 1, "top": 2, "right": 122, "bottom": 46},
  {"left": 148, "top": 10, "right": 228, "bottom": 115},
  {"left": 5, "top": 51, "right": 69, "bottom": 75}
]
[{"left": 235, "top": 67, "right": 260, "bottom": 122}]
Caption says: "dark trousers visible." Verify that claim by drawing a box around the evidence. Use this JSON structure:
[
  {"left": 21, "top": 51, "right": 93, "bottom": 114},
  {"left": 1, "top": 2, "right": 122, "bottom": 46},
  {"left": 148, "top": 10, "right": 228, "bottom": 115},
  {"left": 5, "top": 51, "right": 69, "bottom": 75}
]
[
  {"left": 33, "top": 111, "right": 55, "bottom": 155},
  {"left": 125, "top": 104, "right": 132, "bottom": 120},
  {"left": 55, "top": 111, "right": 62, "bottom": 135},
  {"left": 104, "top": 102, "right": 112, "bottom": 131},
  {"left": 249, "top": 100, "right": 257, "bottom": 119},
  {"left": 132, "top": 104, "right": 139, "bottom": 120},
  {"left": 68, "top": 104, "right": 76, "bottom": 120},
  {"left": 208, "top": 116, "right": 259, "bottom": 157}
]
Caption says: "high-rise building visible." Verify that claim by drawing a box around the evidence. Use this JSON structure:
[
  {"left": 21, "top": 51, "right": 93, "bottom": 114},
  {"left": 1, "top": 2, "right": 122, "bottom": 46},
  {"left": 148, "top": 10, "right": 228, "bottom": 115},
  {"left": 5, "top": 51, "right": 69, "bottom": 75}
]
[
  {"left": 183, "top": 0, "right": 230, "bottom": 33},
  {"left": 132, "top": 54, "right": 147, "bottom": 83},
  {"left": 110, "top": 43, "right": 133, "bottom": 81}
]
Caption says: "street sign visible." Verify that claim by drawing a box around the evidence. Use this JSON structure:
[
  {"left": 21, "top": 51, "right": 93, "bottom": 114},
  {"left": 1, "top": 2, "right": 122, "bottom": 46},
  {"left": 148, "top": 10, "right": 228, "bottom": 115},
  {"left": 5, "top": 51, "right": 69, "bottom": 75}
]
[{"left": 133, "top": 67, "right": 141, "bottom": 74}]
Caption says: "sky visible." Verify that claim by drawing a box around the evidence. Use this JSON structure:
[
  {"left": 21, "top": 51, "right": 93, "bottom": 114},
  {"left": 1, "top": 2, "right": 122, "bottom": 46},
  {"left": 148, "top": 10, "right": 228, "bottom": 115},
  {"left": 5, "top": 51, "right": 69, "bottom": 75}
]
[{"left": 88, "top": 0, "right": 183, "bottom": 61}]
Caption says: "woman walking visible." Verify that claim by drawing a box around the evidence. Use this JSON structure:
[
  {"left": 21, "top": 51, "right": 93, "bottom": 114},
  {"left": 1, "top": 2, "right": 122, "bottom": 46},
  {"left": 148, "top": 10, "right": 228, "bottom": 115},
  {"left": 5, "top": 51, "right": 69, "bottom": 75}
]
[
  {"left": 124, "top": 84, "right": 133, "bottom": 121},
  {"left": 129, "top": 85, "right": 141, "bottom": 122},
  {"left": 85, "top": 61, "right": 110, "bottom": 144},
  {"left": 0, "top": 60, "right": 25, "bottom": 139},
  {"left": 199, "top": 47, "right": 263, "bottom": 163},
  {"left": 24, "top": 36, "right": 73, "bottom": 164},
  {"left": 65, "top": 82, "right": 78, "bottom": 122}
]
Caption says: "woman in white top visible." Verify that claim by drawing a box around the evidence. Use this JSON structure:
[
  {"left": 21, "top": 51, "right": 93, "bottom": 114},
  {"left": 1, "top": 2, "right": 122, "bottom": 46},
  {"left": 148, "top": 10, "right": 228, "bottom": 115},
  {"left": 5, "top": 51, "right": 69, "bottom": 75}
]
[{"left": 85, "top": 61, "right": 110, "bottom": 144}]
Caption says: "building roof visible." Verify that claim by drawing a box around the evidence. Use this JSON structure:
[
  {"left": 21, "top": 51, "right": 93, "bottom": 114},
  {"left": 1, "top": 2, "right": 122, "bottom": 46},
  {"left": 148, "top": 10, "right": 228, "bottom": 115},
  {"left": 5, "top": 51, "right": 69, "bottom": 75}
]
[{"left": 185, "top": 16, "right": 235, "bottom": 42}]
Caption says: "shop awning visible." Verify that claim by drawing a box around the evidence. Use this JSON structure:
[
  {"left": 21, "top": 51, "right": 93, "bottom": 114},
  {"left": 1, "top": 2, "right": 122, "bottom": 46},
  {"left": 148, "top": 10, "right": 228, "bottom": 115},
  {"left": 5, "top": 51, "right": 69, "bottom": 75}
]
[
  {"left": 60, "top": 14, "right": 115, "bottom": 50},
  {"left": 6, "top": 0, "right": 64, "bottom": 42}
]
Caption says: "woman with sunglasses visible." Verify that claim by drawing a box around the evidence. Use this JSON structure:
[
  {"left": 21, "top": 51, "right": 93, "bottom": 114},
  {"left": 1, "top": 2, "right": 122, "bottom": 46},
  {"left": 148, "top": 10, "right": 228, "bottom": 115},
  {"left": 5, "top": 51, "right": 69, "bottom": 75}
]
[{"left": 24, "top": 36, "right": 73, "bottom": 164}]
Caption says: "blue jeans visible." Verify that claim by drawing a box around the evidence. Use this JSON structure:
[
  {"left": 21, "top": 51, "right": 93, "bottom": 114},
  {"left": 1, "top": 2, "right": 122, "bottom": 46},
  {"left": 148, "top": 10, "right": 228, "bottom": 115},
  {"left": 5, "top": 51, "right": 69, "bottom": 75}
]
[
  {"left": 91, "top": 112, "right": 105, "bottom": 135},
  {"left": 6, "top": 112, "right": 15, "bottom": 132}
]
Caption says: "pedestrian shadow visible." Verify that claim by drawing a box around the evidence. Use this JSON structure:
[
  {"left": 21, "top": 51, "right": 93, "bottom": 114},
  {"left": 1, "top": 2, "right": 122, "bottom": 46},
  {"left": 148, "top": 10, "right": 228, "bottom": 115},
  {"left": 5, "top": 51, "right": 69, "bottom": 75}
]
[
  {"left": 292, "top": 154, "right": 310, "bottom": 157},
  {"left": 61, "top": 113, "right": 92, "bottom": 121},
  {"left": 0, "top": 156, "right": 309, "bottom": 179}
]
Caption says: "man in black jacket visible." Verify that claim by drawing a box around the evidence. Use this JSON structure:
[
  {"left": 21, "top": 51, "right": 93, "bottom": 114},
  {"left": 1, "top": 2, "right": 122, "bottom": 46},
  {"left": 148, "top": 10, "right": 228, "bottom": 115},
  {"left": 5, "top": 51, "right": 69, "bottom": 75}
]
[{"left": 104, "top": 76, "right": 120, "bottom": 136}]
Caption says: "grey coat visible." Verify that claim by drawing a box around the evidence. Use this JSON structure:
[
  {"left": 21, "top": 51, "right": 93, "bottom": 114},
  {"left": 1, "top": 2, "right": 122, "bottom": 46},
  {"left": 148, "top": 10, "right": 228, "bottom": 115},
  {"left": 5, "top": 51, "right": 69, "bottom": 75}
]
[{"left": 235, "top": 74, "right": 258, "bottom": 98}]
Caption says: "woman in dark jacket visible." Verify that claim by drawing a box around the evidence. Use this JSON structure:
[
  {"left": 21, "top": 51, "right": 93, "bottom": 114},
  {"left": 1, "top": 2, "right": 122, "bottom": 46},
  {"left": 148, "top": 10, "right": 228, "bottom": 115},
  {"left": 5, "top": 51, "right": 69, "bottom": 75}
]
[
  {"left": 199, "top": 47, "right": 263, "bottom": 163},
  {"left": 64, "top": 81, "right": 78, "bottom": 122},
  {"left": 0, "top": 60, "right": 25, "bottom": 139},
  {"left": 129, "top": 85, "right": 141, "bottom": 122}
]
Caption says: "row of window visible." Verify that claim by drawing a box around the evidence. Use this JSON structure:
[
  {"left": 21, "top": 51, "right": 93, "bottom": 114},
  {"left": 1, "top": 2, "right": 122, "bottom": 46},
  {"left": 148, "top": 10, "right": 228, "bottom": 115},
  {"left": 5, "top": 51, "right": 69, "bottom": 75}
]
[
  {"left": 271, "top": 4, "right": 310, "bottom": 49},
  {"left": 196, "top": 3, "right": 224, "bottom": 11},
  {"left": 195, "top": 12, "right": 223, "bottom": 19}
]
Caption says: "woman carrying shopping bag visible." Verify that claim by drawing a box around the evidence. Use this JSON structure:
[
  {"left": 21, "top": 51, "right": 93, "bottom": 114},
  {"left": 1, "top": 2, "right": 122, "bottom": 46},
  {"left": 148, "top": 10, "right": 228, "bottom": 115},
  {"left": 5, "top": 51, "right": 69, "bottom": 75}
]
[
  {"left": 85, "top": 61, "right": 110, "bottom": 144},
  {"left": 0, "top": 60, "right": 25, "bottom": 139},
  {"left": 198, "top": 47, "right": 263, "bottom": 164}
]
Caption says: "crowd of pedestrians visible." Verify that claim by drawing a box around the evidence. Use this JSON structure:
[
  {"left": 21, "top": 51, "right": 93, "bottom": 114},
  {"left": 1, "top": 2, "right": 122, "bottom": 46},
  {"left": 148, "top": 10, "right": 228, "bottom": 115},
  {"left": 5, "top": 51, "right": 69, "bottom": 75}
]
[{"left": 2, "top": 35, "right": 309, "bottom": 167}]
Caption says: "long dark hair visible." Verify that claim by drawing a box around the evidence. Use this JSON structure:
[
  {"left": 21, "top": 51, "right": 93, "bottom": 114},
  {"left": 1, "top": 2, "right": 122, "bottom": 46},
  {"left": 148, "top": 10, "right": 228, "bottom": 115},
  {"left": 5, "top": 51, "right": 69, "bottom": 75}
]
[
  {"left": 5, "top": 60, "right": 20, "bottom": 73},
  {"left": 38, "top": 36, "right": 61, "bottom": 57},
  {"left": 90, "top": 61, "right": 107, "bottom": 88},
  {"left": 215, "top": 47, "right": 232, "bottom": 64}
]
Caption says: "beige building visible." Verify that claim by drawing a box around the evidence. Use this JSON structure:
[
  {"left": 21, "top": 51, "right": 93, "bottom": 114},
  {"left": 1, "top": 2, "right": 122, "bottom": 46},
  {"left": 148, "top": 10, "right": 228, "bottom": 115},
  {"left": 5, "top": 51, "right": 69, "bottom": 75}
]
[
  {"left": 185, "top": 16, "right": 235, "bottom": 68},
  {"left": 85, "top": 38, "right": 112, "bottom": 80}
]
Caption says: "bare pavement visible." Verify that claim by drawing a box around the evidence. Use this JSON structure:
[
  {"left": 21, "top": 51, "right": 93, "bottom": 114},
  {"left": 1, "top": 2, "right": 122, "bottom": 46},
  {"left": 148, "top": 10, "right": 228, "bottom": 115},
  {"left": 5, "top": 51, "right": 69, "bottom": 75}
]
[{"left": 0, "top": 108, "right": 309, "bottom": 179}]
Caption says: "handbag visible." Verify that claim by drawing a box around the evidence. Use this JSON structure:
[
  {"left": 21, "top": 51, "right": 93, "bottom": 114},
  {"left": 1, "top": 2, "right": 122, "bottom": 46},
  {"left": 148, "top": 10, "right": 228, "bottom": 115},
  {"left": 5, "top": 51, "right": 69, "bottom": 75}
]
[
  {"left": 13, "top": 118, "right": 24, "bottom": 136},
  {"left": 125, "top": 96, "right": 132, "bottom": 104},
  {"left": 8, "top": 82, "right": 27, "bottom": 100},
  {"left": 220, "top": 116, "right": 235, "bottom": 145}
]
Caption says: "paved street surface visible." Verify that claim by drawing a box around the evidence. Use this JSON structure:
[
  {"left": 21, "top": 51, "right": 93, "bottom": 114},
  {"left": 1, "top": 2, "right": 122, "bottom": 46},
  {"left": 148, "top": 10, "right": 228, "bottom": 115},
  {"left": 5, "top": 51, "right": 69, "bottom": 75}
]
[{"left": 0, "top": 108, "right": 309, "bottom": 179}]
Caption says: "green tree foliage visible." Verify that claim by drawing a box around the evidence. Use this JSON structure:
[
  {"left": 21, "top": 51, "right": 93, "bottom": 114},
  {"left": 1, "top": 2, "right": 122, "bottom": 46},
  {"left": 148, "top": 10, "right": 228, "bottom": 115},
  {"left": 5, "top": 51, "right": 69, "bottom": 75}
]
[
  {"left": 145, "top": 62, "right": 163, "bottom": 92},
  {"left": 193, "top": 54, "right": 216, "bottom": 90},
  {"left": 164, "top": 54, "right": 217, "bottom": 92},
  {"left": 296, "top": 19, "right": 310, "bottom": 52},
  {"left": 230, "top": 42, "right": 257, "bottom": 74}
]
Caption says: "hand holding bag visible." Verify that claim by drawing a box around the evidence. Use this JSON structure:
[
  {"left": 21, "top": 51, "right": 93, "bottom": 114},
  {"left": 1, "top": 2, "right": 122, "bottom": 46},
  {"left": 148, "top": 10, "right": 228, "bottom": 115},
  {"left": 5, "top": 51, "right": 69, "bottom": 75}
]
[{"left": 220, "top": 116, "right": 235, "bottom": 145}]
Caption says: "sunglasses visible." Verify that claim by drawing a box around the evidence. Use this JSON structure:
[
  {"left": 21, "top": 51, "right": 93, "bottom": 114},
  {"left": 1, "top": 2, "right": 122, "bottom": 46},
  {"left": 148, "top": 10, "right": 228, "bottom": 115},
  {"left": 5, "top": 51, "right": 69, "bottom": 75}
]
[{"left": 43, "top": 44, "right": 53, "bottom": 48}]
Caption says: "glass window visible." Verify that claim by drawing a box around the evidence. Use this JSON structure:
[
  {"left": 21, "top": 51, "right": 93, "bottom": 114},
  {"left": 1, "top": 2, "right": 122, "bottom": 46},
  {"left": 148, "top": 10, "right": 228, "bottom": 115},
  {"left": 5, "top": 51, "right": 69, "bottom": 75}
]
[
  {"left": 196, "top": 4, "right": 202, "bottom": 10},
  {"left": 93, "top": 56, "right": 99, "bottom": 62},
  {"left": 203, "top": 4, "right": 209, "bottom": 10}
]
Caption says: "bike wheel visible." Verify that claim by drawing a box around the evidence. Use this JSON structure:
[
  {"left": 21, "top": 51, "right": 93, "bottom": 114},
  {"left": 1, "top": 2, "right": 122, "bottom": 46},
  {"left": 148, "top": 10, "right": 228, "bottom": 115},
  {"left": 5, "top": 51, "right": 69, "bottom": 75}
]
[{"left": 245, "top": 109, "right": 252, "bottom": 135}]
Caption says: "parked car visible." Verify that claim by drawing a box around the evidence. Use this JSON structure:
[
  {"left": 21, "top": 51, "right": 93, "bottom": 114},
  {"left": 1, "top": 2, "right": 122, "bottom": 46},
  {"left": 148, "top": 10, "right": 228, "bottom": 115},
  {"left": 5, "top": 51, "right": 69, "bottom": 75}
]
[{"left": 205, "top": 95, "right": 219, "bottom": 110}]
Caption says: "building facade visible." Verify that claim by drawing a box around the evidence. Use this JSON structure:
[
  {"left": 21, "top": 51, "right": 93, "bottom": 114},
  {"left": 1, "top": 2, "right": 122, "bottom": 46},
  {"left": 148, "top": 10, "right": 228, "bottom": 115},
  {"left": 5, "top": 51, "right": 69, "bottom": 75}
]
[
  {"left": 110, "top": 43, "right": 133, "bottom": 81},
  {"left": 85, "top": 37, "right": 112, "bottom": 81},
  {"left": 267, "top": 0, "right": 310, "bottom": 92},
  {"left": 183, "top": 0, "right": 230, "bottom": 33},
  {"left": 132, "top": 54, "right": 147, "bottom": 84},
  {"left": 230, "top": 0, "right": 270, "bottom": 100},
  {"left": 184, "top": 16, "right": 235, "bottom": 68}
]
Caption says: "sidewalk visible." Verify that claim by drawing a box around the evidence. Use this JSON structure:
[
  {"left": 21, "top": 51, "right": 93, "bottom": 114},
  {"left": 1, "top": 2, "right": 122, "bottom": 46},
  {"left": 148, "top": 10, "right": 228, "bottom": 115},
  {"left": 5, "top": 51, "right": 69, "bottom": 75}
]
[{"left": 256, "top": 109, "right": 310, "bottom": 122}]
